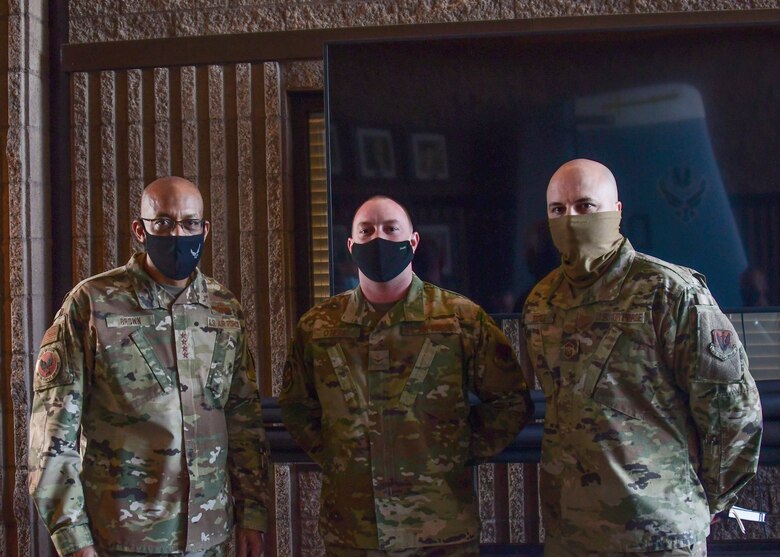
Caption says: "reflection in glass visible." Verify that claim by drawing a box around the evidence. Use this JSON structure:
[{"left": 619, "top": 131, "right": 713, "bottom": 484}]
[
  {"left": 729, "top": 312, "right": 780, "bottom": 381},
  {"left": 326, "top": 24, "right": 780, "bottom": 313}
]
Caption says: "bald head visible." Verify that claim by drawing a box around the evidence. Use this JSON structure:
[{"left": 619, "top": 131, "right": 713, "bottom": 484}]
[
  {"left": 141, "top": 176, "right": 204, "bottom": 218},
  {"left": 546, "top": 159, "right": 621, "bottom": 218}
]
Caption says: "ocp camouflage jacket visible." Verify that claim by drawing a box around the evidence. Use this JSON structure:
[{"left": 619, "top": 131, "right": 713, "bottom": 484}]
[
  {"left": 522, "top": 239, "right": 762, "bottom": 552},
  {"left": 281, "top": 274, "right": 533, "bottom": 550},
  {"left": 29, "top": 254, "right": 270, "bottom": 555}
]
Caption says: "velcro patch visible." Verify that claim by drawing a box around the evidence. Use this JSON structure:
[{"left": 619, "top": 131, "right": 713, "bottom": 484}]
[
  {"left": 526, "top": 313, "right": 554, "bottom": 325},
  {"left": 36, "top": 349, "right": 62, "bottom": 383},
  {"left": 594, "top": 312, "right": 646, "bottom": 324},
  {"left": 709, "top": 329, "right": 738, "bottom": 361},
  {"left": 106, "top": 315, "right": 155, "bottom": 328},
  {"left": 208, "top": 316, "right": 241, "bottom": 330},
  {"left": 312, "top": 327, "right": 360, "bottom": 340},
  {"left": 41, "top": 323, "right": 61, "bottom": 346},
  {"left": 401, "top": 320, "right": 461, "bottom": 336}
]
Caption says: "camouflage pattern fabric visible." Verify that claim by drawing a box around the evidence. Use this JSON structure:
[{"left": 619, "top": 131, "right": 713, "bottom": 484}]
[
  {"left": 29, "top": 254, "right": 271, "bottom": 556},
  {"left": 326, "top": 539, "right": 480, "bottom": 556},
  {"left": 280, "top": 274, "right": 533, "bottom": 550},
  {"left": 99, "top": 540, "right": 227, "bottom": 557},
  {"left": 522, "top": 239, "right": 762, "bottom": 553},
  {"left": 543, "top": 537, "right": 707, "bottom": 557}
]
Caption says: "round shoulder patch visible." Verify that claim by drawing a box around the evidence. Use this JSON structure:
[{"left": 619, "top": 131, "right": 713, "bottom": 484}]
[{"left": 36, "top": 349, "right": 62, "bottom": 383}]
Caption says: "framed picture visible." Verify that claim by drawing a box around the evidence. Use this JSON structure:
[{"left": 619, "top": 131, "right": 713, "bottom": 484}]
[
  {"left": 412, "top": 133, "right": 448, "bottom": 180},
  {"left": 356, "top": 127, "right": 395, "bottom": 178}
]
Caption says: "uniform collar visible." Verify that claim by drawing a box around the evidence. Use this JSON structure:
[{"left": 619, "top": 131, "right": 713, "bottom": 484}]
[
  {"left": 341, "top": 273, "right": 426, "bottom": 326},
  {"left": 127, "top": 253, "right": 211, "bottom": 310},
  {"left": 548, "top": 239, "right": 635, "bottom": 309}
]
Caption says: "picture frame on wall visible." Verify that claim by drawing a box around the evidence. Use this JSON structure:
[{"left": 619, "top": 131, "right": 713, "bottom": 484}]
[
  {"left": 356, "top": 127, "right": 396, "bottom": 178},
  {"left": 412, "top": 132, "right": 448, "bottom": 180}
]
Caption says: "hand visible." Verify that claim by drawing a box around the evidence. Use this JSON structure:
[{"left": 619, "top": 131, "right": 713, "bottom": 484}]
[
  {"left": 66, "top": 547, "right": 99, "bottom": 557},
  {"left": 236, "top": 527, "right": 264, "bottom": 557}
]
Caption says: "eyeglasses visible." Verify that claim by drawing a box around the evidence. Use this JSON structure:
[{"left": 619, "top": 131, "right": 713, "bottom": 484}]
[{"left": 140, "top": 217, "right": 206, "bottom": 235}]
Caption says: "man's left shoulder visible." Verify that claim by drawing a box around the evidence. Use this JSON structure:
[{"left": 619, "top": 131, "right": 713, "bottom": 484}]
[
  {"left": 203, "top": 275, "right": 244, "bottom": 316},
  {"left": 422, "top": 281, "right": 485, "bottom": 320},
  {"left": 630, "top": 251, "right": 708, "bottom": 291}
]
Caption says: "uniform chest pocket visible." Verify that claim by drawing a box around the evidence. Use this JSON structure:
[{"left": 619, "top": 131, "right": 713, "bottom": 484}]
[
  {"left": 206, "top": 330, "right": 238, "bottom": 408},
  {"left": 101, "top": 330, "right": 173, "bottom": 411},
  {"left": 584, "top": 325, "right": 657, "bottom": 421}
]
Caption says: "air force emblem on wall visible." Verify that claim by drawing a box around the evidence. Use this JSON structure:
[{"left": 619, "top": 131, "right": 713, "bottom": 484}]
[
  {"left": 658, "top": 166, "right": 707, "bottom": 223},
  {"left": 709, "top": 329, "right": 738, "bottom": 361}
]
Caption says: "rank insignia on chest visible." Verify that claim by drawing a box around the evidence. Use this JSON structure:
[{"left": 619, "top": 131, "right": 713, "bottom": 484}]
[
  {"left": 709, "top": 329, "right": 738, "bottom": 360},
  {"left": 561, "top": 339, "right": 579, "bottom": 361},
  {"left": 177, "top": 330, "right": 194, "bottom": 361},
  {"left": 36, "top": 349, "right": 62, "bottom": 382}
]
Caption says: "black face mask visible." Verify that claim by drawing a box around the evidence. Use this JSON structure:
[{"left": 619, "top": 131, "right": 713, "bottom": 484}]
[
  {"left": 351, "top": 238, "right": 414, "bottom": 282},
  {"left": 143, "top": 231, "right": 205, "bottom": 281}
]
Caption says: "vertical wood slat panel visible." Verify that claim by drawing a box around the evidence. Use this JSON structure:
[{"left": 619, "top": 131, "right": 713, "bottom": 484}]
[
  {"left": 251, "top": 62, "right": 271, "bottom": 396},
  {"left": 208, "top": 65, "right": 228, "bottom": 286},
  {"left": 180, "top": 66, "right": 199, "bottom": 184},
  {"left": 196, "top": 66, "right": 213, "bottom": 277},
  {"left": 265, "top": 61, "right": 287, "bottom": 398},
  {"left": 100, "top": 71, "right": 118, "bottom": 270},
  {"left": 141, "top": 69, "right": 156, "bottom": 188},
  {"left": 169, "top": 69, "right": 183, "bottom": 178},
  {"left": 479, "top": 464, "right": 497, "bottom": 543},
  {"left": 127, "top": 69, "right": 145, "bottom": 254},
  {"left": 223, "top": 64, "right": 241, "bottom": 299},
  {"left": 115, "top": 71, "right": 131, "bottom": 263},
  {"left": 154, "top": 68, "right": 170, "bottom": 178},
  {"left": 71, "top": 72, "right": 92, "bottom": 283},
  {"left": 236, "top": 63, "right": 259, "bottom": 366},
  {"left": 265, "top": 61, "right": 293, "bottom": 557}
]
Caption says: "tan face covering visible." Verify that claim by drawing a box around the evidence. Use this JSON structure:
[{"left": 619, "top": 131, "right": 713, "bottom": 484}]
[{"left": 548, "top": 212, "right": 624, "bottom": 288}]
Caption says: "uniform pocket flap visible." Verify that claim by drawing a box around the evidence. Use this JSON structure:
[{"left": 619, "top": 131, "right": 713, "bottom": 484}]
[
  {"left": 401, "top": 318, "right": 461, "bottom": 336},
  {"left": 130, "top": 329, "right": 174, "bottom": 393}
]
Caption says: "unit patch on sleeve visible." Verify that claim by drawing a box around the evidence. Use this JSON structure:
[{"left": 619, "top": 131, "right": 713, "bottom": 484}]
[
  {"left": 709, "top": 329, "right": 738, "bottom": 361},
  {"left": 36, "top": 349, "right": 61, "bottom": 383}
]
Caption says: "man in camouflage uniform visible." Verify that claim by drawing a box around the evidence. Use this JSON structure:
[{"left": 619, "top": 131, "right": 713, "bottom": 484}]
[
  {"left": 29, "top": 177, "right": 270, "bottom": 557},
  {"left": 280, "top": 195, "right": 533, "bottom": 556},
  {"left": 521, "top": 159, "right": 763, "bottom": 556}
]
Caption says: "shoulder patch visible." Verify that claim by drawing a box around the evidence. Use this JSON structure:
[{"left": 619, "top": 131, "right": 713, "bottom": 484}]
[
  {"left": 709, "top": 329, "right": 738, "bottom": 361},
  {"left": 41, "top": 323, "right": 61, "bottom": 346},
  {"left": 696, "top": 308, "right": 743, "bottom": 383},
  {"left": 36, "top": 349, "right": 62, "bottom": 383}
]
